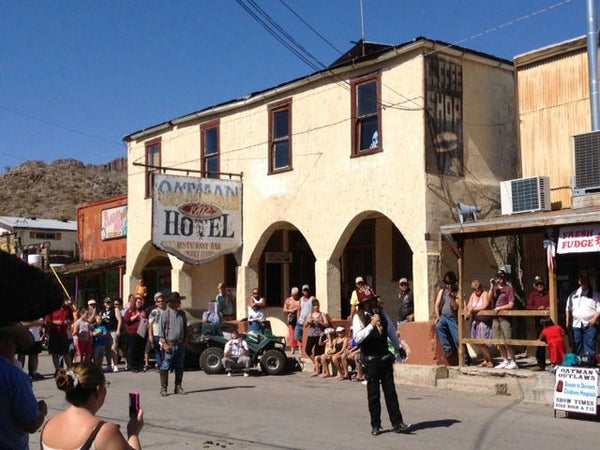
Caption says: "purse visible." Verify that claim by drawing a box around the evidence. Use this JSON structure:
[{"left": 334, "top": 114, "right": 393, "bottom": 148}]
[
  {"left": 137, "top": 318, "right": 148, "bottom": 338},
  {"left": 287, "top": 312, "right": 297, "bottom": 327}
]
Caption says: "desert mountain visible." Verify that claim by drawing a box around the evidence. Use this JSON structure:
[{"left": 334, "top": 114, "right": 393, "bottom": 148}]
[{"left": 0, "top": 158, "right": 127, "bottom": 220}]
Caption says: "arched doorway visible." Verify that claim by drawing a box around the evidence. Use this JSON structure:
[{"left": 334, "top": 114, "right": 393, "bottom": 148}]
[
  {"left": 141, "top": 256, "right": 172, "bottom": 306},
  {"left": 338, "top": 214, "right": 413, "bottom": 319},
  {"left": 252, "top": 225, "right": 316, "bottom": 307}
]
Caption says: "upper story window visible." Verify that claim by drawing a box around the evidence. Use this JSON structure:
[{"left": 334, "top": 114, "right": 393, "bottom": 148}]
[
  {"left": 145, "top": 138, "right": 161, "bottom": 198},
  {"left": 268, "top": 100, "right": 292, "bottom": 173},
  {"left": 351, "top": 73, "right": 382, "bottom": 156},
  {"left": 201, "top": 120, "right": 220, "bottom": 179},
  {"left": 30, "top": 231, "right": 62, "bottom": 240}
]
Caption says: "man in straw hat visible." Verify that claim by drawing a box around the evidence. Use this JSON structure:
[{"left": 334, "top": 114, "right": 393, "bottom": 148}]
[{"left": 0, "top": 322, "right": 48, "bottom": 449}]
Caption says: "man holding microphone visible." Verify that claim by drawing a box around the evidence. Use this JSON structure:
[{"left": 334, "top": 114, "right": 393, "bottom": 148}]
[{"left": 352, "top": 283, "right": 410, "bottom": 437}]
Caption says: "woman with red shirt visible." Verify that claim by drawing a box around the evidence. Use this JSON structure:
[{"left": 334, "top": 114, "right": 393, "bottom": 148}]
[{"left": 125, "top": 296, "right": 148, "bottom": 372}]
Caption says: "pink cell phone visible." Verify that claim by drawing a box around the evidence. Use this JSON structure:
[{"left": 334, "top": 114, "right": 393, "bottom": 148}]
[{"left": 128, "top": 391, "right": 140, "bottom": 418}]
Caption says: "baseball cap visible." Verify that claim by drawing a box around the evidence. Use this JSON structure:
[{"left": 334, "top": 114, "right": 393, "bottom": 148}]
[
  {"left": 496, "top": 269, "right": 507, "bottom": 277},
  {"left": 302, "top": 284, "right": 310, "bottom": 291},
  {"left": 399, "top": 277, "right": 408, "bottom": 284},
  {"left": 154, "top": 292, "right": 163, "bottom": 301},
  {"left": 355, "top": 276, "right": 364, "bottom": 284},
  {"left": 533, "top": 276, "right": 544, "bottom": 286},
  {"left": 87, "top": 299, "right": 97, "bottom": 305},
  {"left": 335, "top": 326, "right": 346, "bottom": 333}
]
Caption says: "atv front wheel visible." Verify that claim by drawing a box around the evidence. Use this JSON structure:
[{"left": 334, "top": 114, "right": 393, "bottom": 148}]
[
  {"left": 260, "top": 349, "right": 287, "bottom": 375},
  {"left": 200, "top": 347, "right": 225, "bottom": 374}
]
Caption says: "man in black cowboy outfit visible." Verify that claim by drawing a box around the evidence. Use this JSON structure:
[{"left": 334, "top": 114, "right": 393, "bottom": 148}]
[{"left": 352, "top": 284, "right": 410, "bottom": 436}]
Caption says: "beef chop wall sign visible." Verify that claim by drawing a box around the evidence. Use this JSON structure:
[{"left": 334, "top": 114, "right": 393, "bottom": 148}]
[{"left": 152, "top": 174, "right": 242, "bottom": 264}]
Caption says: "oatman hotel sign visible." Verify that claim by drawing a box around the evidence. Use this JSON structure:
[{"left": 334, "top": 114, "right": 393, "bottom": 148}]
[{"left": 152, "top": 174, "right": 242, "bottom": 265}]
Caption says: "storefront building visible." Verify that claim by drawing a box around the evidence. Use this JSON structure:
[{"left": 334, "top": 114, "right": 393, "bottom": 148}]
[
  {"left": 54, "top": 196, "right": 127, "bottom": 305},
  {"left": 123, "top": 37, "right": 518, "bottom": 329},
  {"left": 440, "top": 36, "right": 600, "bottom": 364}
]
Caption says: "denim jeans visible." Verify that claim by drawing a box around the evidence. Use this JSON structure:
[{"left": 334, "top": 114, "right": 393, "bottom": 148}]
[
  {"left": 153, "top": 336, "right": 163, "bottom": 368},
  {"left": 573, "top": 325, "right": 597, "bottom": 358},
  {"left": 436, "top": 315, "right": 459, "bottom": 352},
  {"left": 294, "top": 323, "right": 304, "bottom": 343},
  {"left": 160, "top": 344, "right": 185, "bottom": 371},
  {"left": 248, "top": 321, "right": 265, "bottom": 334}
]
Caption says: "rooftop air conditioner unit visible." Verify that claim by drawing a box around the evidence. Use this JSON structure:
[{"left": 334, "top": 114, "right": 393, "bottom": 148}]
[
  {"left": 500, "top": 176, "right": 551, "bottom": 215},
  {"left": 573, "top": 131, "right": 600, "bottom": 196}
]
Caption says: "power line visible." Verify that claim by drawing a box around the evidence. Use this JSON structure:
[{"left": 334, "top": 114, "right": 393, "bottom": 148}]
[{"left": 278, "top": 0, "right": 344, "bottom": 55}]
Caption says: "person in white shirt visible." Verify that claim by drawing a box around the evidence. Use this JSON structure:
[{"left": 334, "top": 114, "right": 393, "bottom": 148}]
[
  {"left": 222, "top": 330, "right": 251, "bottom": 376},
  {"left": 566, "top": 270, "right": 600, "bottom": 359}
]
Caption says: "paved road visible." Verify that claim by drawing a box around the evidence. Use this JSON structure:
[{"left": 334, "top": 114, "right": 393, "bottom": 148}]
[{"left": 27, "top": 355, "right": 599, "bottom": 450}]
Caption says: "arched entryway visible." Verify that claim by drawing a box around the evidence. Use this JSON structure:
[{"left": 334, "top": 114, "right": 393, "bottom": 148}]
[
  {"left": 249, "top": 223, "right": 316, "bottom": 307},
  {"left": 333, "top": 213, "right": 413, "bottom": 320}
]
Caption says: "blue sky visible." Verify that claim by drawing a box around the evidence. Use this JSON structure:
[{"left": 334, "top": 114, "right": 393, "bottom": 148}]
[{"left": 0, "top": 0, "right": 589, "bottom": 171}]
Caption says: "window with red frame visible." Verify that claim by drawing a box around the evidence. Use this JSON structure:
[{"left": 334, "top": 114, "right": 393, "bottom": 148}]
[
  {"left": 201, "top": 120, "right": 219, "bottom": 178},
  {"left": 268, "top": 100, "right": 292, "bottom": 173},
  {"left": 145, "top": 139, "right": 161, "bottom": 198},
  {"left": 351, "top": 74, "right": 382, "bottom": 156}
]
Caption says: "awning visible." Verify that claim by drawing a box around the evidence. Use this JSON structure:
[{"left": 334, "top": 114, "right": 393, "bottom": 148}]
[
  {"left": 52, "top": 257, "right": 126, "bottom": 276},
  {"left": 440, "top": 206, "right": 600, "bottom": 238}
]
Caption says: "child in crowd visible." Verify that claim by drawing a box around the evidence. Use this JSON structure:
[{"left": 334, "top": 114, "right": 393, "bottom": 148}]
[
  {"left": 91, "top": 315, "right": 108, "bottom": 369},
  {"left": 72, "top": 308, "right": 92, "bottom": 363},
  {"left": 539, "top": 317, "right": 566, "bottom": 370},
  {"left": 331, "top": 326, "right": 350, "bottom": 380},
  {"left": 347, "top": 336, "right": 365, "bottom": 383},
  {"left": 312, "top": 328, "right": 335, "bottom": 377}
]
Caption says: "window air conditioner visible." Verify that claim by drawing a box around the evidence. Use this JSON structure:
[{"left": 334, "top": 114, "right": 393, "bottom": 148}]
[
  {"left": 500, "top": 176, "right": 551, "bottom": 215},
  {"left": 573, "top": 131, "right": 600, "bottom": 196}
]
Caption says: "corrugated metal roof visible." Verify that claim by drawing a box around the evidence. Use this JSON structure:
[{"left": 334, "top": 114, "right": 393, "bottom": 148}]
[{"left": 0, "top": 216, "right": 77, "bottom": 232}]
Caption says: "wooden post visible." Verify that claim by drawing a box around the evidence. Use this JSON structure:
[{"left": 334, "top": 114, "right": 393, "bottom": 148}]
[{"left": 457, "top": 238, "right": 465, "bottom": 367}]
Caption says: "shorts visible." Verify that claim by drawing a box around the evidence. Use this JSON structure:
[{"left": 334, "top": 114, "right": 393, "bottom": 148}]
[
  {"left": 106, "top": 331, "right": 117, "bottom": 348},
  {"left": 48, "top": 334, "right": 69, "bottom": 355},
  {"left": 492, "top": 319, "right": 511, "bottom": 340},
  {"left": 94, "top": 345, "right": 106, "bottom": 362}
]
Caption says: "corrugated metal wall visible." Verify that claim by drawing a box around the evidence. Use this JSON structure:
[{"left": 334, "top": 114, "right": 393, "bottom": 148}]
[{"left": 518, "top": 49, "right": 591, "bottom": 208}]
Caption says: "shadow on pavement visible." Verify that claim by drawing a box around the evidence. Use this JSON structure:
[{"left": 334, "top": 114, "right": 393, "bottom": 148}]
[
  {"left": 408, "top": 419, "right": 461, "bottom": 432},
  {"left": 185, "top": 385, "right": 256, "bottom": 394}
]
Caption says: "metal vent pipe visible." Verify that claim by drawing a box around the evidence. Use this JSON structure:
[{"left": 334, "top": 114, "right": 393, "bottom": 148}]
[{"left": 586, "top": 0, "right": 600, "bottom": 131}]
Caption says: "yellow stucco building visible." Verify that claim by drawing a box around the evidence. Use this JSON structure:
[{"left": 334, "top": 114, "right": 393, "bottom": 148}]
[{"left": 123, "top": 38, "right": 518, "bottom": 333}]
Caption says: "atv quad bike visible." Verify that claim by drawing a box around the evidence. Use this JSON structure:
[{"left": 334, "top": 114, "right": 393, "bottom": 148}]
[{"left": 199, "top": 328, "right": 288, "bottom": 376}]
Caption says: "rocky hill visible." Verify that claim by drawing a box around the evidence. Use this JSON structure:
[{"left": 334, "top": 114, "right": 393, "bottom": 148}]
[{"left": 0, "top": 158, "right": 127, "bottom": 220}]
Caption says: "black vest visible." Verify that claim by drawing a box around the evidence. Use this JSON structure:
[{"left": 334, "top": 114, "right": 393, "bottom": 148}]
[{"left": 359, "top": 310, "right": 389, "bottom": 356}]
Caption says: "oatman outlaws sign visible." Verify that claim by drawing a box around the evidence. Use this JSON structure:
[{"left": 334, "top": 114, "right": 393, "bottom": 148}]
[{"left": 152, "top": 174, "right": 242, "bottom": 265}]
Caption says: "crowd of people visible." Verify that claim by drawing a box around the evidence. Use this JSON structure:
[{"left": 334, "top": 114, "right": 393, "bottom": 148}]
[{"left": 432, "top": 268, "right": 600, "bottom": 372}]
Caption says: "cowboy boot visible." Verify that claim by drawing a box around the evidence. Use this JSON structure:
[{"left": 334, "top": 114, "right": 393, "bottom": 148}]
[
  {"left": 174, "top": 369, "right": 186, "bottom": 394},
  {"left": 159, "top": 370, "right": 168, "bottom": 397}
]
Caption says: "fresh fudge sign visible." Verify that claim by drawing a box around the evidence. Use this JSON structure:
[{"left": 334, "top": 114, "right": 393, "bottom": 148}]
[
  {"left": 152, "top": 174, "right": 242, "bottom": 265},
  {"left": 553, "top": 367, "right": 599, "bottom": 414},
  {"left": 557, "top": 224, "right": 600, "bottom": 254}
]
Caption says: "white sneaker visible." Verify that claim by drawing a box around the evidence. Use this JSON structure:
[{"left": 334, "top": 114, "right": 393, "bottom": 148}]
[
  {"left": 361, "top": 380, "right": 368, "bottom": 385},
  {"left": 243, "top": 372, "right": 249, "bottom": 377},
  {"left": 495, "top": 360, "right": 509, "bottom": 369},
  {"left": 505, "top": 360, "right": 518, "bottom": 370},
  {"left": 112, "top": 366, "right": 119, "bottom": 373},
  {"left": 227, "top": 372, "right": 231, "bottom": 377}
]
